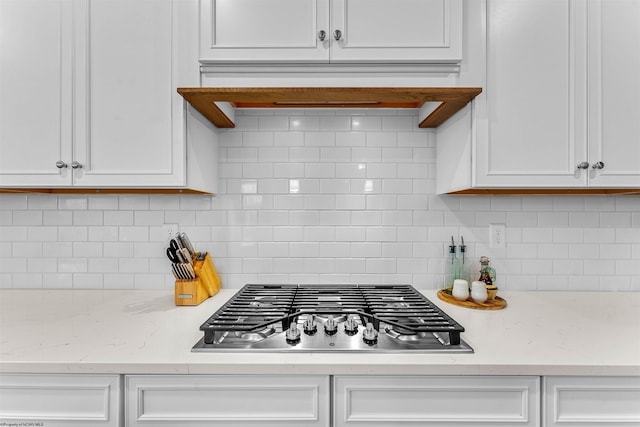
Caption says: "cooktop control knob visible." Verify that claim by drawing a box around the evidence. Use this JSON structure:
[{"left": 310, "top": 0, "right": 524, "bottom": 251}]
[
  {"left": 324, "top": 315, "right": 338, "bottom": 335},
  {"left": 303, "top": 315, "right": 317, "bottom": 335},
  {"left": 363, "top": 322, "right": 378, "bottom": 345},
  {"left": 344, "top": 315, "right": 358, "bottom": 335},
  {"left": 285, "top": 322, "right": 301, "bottom": 344}
]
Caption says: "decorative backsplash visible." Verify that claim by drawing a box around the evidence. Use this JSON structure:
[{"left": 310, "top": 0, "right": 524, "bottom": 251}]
[{"left": 0, "top": 109, "right": 638, "bottom": 291}]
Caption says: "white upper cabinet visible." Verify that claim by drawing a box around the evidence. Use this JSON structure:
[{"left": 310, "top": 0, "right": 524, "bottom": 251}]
[
  {"left": 200, "top": 0, "right": 330, "bottom": 63},
  {"left": 0, "top": 0, "right": 73, "bottom": 187},
  {"left": 478, "top": 0, "right": 587, "bottom": 188},
  {"left": 587, "top": 0, "right": 640, "bottom": 187},
  {"left": 329, "top": 0, "right": 462, "bottom": 63},
  {"left": 437, "top": 0, "right": 640, "bottom": 193},
  {"left": 199, "top": 0, "right": 462, "bottom": 64},
  {"left": 0, "top": 0, "right": 216, "bottom": 193},
  {"left": 72, "top": 0, "right": 183, "bottom": 188}
]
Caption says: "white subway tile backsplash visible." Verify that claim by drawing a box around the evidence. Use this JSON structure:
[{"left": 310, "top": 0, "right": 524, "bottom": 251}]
[
  {"left": 258, "top": 115, "right": 289, "bottom": 131},
  {"left": 382, "top": 116, "right": 413, "bottom": 131},
  {"left": 12, "top": 211, "right": 42, "bottom": 226},
  {"left": 1, "top": 110, "right": 636, "bottom": 290},
  {"left": 599, "top": 212, "right": 631, "bottom": 227},
  {"left": 27, "top": 195, "right": 58, "bottom": 210},
  {"left": 0, "top": 195, "right": 27, "bottom": 209},
  {"left": 58, "top": 258, "right": 88, "bottom": 273},
  {"left": 73, "top": 242, "right": 103, "bottom": 258},
  {"left": 336, "top": 132, "right": 366, "bottom": 147},
  {"left": 352, "top": 147, "right": 382, "bottom": 162},
  {"left": 351, "top": 116, "right": 381, "bottom": 131}
]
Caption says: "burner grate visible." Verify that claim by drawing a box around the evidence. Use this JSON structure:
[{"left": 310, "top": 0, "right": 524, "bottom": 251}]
[{"left": 199, "top": 284, "right": 466, "bottom": 347}]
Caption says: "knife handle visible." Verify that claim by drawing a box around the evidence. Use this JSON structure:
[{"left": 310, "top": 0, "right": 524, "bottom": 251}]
[{"left": 179, "top": 232, "right": 196, "bottom": 257}]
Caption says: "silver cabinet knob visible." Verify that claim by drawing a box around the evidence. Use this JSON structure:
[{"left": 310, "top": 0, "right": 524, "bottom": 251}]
[
  {"left": 592, "top": 161, "right": 605, "bottom": 170},
  {"left": 71, "top": 161, "right": 83, "bottom": 169},
  {"left": 56, "top": 160, "right": 68, "bottom": 169},
  {"left": 333, "top": 29, "right": 342, "bottom": 41},
  {"left": 318, "top": 30, "right": 326, "bottom": 41},
  {"left": 576, "top": 161, "right": 589, "bottom": 169}
]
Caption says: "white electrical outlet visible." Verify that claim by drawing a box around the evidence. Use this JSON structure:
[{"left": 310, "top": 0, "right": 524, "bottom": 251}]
[{"left": 489, "top": 224, "right": 506, "bottom": 249}]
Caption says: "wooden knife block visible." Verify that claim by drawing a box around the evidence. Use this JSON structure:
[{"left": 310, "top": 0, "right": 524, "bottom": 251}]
[{"left": 174, "top": 252, "right": 221, "bottom": 306}]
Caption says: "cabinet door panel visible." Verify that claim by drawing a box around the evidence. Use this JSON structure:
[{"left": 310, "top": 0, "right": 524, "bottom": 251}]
[
  {"left": 330, "top": 0, "right": 462, "bottom": 63},
  {"left": 587, "top": 0, "right": 640, "bottom": 187},
  {"left": 126, "top": 375, "right": 330, "bottom": 427},
  {"left": 73, "top": 0, "right": 184, "bottom": 187},
  {"left": 544, "top": 376, "right": 640, "bottom": 425},
  {"left": 0, "top": 374, "right": 120, "bottom": 427},
  {"left": 200, "top": 0, "right": 330, "bottom": 62},
  {"left": 334, "top": 375, "right": 540, "bottom": 427},
  {"left": 0, "top": 0, "right": 73, "bottom": 186},
  {"left": 477, "top": 0, "right": 587, "bottom": 187}
]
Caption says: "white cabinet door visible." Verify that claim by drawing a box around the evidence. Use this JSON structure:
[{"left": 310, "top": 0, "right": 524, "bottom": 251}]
[
  {"left": 72, "top": 0, "right": 186, "bottom": 188},
  {"left": 200, "top": 0, "right": 330, "bottom": 63},
  {"left": 329, "top": 0, "right": 462, "bottom": 63},
  {"left": 0, "top": 0, "right": 214, "bottom": 192},
  {"left": 0, "top": 0, "right": 73, "bottom": 186},
  {"left": 439, "top": 0, "right": 640, "bottom": 193},
  {"left": 0, "top": 373, "right": 121, "bottom": 427},
  {"left": 587, "top": 0, "right": 640, "bottom": 187},
  {"left": 199, "top": 0, "right": 461, "bottom": 64},
  {"left": 125, "top": 374, "right": 330, "bottom": 427},
  {"left": 544, "top": 376, "right": 640, "bottom": 426},
  {"left": 334, "top": 375, "right": 540, "bottom": 427},
  {"left": 475, "top": 0, "right": 588, "bottom": 188}
]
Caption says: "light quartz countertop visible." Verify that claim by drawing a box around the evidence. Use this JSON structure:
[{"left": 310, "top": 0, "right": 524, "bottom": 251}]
[{"left": 0, "top": 289, "right": 638, "bottom": 376}]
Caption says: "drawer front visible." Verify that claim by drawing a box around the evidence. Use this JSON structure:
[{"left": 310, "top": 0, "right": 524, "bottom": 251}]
[
  {"left": 126, "top": 374, "right": 330, "bottom": 427},
  {"left": 334, "top": 375, "right": 540, "bottom": 427},
  {"left": 0, "top": 373, "right": 121, "bottom": 426},
  {"left": 544, "top": 376, "right": 640, "bottom": 426}
]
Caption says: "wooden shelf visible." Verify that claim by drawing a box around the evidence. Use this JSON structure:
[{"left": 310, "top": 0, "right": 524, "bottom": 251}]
[
  {"left": 176, "top": 87, "right": 483, "bottom": 129},
  {"left": 0, "top": 188, "right": 212, "bottom": 195},
  {"left": 446, "top": 188, "right": 640, "bottom": 195}
]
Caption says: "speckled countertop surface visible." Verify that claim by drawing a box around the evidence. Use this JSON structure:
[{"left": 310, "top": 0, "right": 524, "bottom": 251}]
[{"left": 1, "top": 289, "right": 638, "bottom": 376}]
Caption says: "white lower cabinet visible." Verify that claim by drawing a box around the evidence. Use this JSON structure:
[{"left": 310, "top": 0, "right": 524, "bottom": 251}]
[
  {"left": 125, "top": 374, "right": 330, "bottom": 427},
  {"left": 0, "top": 373, "right": 121, "bottom": 426},
  {"left": 544, "top": 376, "right": 640, "bottom": 426},
  {"left": 333, "top": 375, "right": 540, "bottom": 427}
]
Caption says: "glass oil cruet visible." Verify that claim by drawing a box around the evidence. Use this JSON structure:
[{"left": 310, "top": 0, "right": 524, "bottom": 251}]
[{"left": 445, "top": 236, "right": 461, "bottom": 289}]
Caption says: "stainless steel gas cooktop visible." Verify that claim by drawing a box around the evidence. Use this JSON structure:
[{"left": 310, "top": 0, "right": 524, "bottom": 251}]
[{"left": 192, "top": 284, "right": 473, "bottom": 353}]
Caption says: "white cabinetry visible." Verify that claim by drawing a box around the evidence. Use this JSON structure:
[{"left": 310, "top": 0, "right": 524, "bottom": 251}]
[
  {"left": 0, "top": 374, "right": 121, "bottom": 427},
  {"left": 436, "top": 0, "right": 640, "bottom": 193},
  {"left": 333, "top": 375, "right": 540, "bottom": 427},
  {"left": 544, "top": 376, "right": 640, "bottom": 426},
  {"left": 125, "top": 374, "right": 330, "bottom": 427},
  {"left": 199, "top": 0, "right": 462, "bottom": 64},
  {"left": 0, "top": 0, "right": 216, "bottom": 193}
]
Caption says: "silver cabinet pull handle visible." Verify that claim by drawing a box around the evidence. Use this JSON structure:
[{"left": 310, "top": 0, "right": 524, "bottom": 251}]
[
  {"left": 333, "top": 29, "right": 342, "bottom": 41},
  {"left": 576, "top": 161, "right": 589, "bottom": 169},
  {"left": 71, "top": 161, "right": 83, "bottom": 169},
  {"left": 56, "top": 160, "right": 68, "bottom": 169},
  {"left": 318, "top": 30, "right": 326, "bottom": 41},
  {"left": 592, "top": 161, "right": 605, "bottom": 169}
]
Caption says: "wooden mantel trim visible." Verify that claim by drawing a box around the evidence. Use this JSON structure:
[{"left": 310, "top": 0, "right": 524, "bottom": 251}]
[{"left": 177, "top": 87, "right": 483, "bottom": 129}]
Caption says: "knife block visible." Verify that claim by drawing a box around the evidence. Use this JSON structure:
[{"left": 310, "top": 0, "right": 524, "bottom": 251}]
[{"left": 174, "top": 252, "right": 222, "bottom": 306}]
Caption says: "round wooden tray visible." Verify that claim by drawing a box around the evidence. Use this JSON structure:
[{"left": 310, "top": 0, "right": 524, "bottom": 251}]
[{"left": 437, "top": 289, "right": 507, "bottom": 310}]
